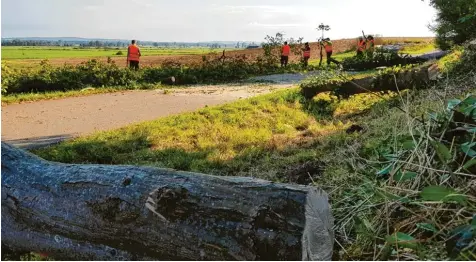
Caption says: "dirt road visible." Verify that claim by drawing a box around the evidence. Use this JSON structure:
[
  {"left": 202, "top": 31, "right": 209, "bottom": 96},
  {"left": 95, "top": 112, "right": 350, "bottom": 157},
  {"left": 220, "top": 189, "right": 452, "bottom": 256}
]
[{"left": 1, "top": 84, "right": 292, "bottom": 149}]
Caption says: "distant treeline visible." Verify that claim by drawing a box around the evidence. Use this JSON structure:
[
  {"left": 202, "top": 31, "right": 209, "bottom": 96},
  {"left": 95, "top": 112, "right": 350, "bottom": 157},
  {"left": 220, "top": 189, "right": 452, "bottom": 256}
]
[{"left": 1, "top": 39, "right": 260, "bottom": 49}]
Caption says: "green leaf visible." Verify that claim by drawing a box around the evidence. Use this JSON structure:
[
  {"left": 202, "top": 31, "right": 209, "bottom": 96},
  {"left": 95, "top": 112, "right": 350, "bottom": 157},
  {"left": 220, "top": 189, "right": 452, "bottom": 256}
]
[
  {"left": 402, "top": 140, "right": 416, "bottom": 150},
  {"left": 447, "top": 99, "right": 462, "bottom": 111},
  {"left": 461, "top": 142, "right": 476, "bottom": 157},
  {"left": 385, "top": 232, "right": 418, "bottom": 249},
  {"left": 377, "top": 164, "right": 393, "bottom": 176},
  {"left": 382, "top": 153, "right": 399, "bottom": 161},
  {"left": 450, "top": 225, "right": 472, "bottom": 238},
  {"left": 463, "top": 158, "right": 476, "bottom": 171},
  {"left": 377, "top": 190, "right": 410, "bottom": 203},
  {"left": 429, "top": 112, "right": 439, "bottom": 121},
  {"left": 416, "top": 223, "right": 438, "bottom": 233},
  {"left": 462, "top": 95, "right": 476, "bottom": 105},
  {"left": 431, "top": 141, "right": 452, "bottom": 163},
  {"left": 395, "top": 171, "right": 417, "bottom": 182},
  {"left": 458, "top": 14, "right": 475, "bottom": 23},
  {"left": 420, "top": 186, "right": 467, "bottom": 204},
  {"left": 421, "top": 186, "right": 450, "bottom": 201},
  {"left": 456, "top": 96, "right": 476, "bottom": 118}
]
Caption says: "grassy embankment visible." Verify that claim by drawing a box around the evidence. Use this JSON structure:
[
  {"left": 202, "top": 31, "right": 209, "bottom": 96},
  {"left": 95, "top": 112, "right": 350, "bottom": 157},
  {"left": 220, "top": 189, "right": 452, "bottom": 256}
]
[{"left": 33, "top": 47, "right": 476, "bottom": 260}]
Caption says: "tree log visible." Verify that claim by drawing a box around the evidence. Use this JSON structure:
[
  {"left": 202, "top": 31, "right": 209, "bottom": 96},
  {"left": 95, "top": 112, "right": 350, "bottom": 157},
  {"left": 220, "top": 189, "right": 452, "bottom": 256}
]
[
  {"left": 301, "top": 64, "right": 435, "bottom": 99},
  {"left": 1, "top": 142, "right": 334, "bottom": 261}
]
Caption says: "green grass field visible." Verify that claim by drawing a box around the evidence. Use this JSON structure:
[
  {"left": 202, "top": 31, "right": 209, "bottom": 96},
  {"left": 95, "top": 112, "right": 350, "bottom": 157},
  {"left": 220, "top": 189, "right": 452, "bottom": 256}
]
[
  {"left": 1, "top": 46, "right": 229, "bottom": 60},
  {"left": 399, "top": 43, "right": 437, "bottom": 54}
]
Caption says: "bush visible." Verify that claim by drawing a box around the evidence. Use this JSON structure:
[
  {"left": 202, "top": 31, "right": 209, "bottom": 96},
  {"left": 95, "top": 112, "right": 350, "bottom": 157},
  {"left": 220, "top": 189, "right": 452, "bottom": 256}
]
[
  {"left": 3, "top": 60, "right": 141, "bottom": 94},
  {"left": 429, "top": 0, "right": 476, "bottom": 49},
  {"left": 449, "top": 43, "right": 476, "bottom": 74},
  {"left": 116, "top": 51, "right": 124, "bottom": 55},
  {"left": 341, "top": 48, "right": 426, "bottom": 71}
]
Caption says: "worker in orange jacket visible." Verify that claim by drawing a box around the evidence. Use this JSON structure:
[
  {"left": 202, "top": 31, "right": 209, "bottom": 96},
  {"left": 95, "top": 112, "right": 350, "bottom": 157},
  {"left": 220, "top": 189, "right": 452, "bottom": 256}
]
[
  {"left": 281, "top": 41, "right": 291, "bottom": 67},
  {"left": 302, "top": 42, "right": 311, "bottom": 67},
  {"left": 356, "top": 37, "right": 366, "bottom": 57},
  {"left": 127, "top": 40, "right": 141, "bottom": 70},
  {"left": 321, "top": 38, "right": 339, "bottom": 66},
  {"left": 366, "top": 35, "right": 375, "bottom": 54}
]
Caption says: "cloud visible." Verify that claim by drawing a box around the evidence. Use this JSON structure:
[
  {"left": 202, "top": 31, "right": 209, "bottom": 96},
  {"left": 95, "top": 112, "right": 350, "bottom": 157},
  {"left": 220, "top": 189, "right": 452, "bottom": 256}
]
[
  {"left": 248, "top": 22, "right": 306, "bottom": 28},
  {"left": 1, "top": 0, "right": 436, "bottom": 41},
  {"left": 84, "top": 5, "right": 100, "bottom": 11},
  {"left": 214, "top": 5, "right": 298, "bottom": 15}
]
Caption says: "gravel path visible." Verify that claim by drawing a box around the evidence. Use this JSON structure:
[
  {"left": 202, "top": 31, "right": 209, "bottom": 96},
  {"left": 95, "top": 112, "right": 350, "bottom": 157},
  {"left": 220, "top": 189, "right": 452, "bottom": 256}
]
[{"left": 1, "top": 84, "right": 292, "bottom": 149}]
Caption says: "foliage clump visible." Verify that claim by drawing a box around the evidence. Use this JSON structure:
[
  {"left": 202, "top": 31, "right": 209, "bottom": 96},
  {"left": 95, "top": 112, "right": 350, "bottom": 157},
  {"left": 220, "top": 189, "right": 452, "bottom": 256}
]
[
  {"left": 341, "top": 48, "right": 426, "bottom": 71},
  {"left": 428, "top": 0, "right": 476, "bottom": 49}
]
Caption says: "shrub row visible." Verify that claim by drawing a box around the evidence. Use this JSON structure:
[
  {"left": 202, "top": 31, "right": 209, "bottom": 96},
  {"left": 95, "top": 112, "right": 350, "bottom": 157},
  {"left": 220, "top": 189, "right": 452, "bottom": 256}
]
[{"left": 1, "top": 56, "right": 320, "bottom": 95}]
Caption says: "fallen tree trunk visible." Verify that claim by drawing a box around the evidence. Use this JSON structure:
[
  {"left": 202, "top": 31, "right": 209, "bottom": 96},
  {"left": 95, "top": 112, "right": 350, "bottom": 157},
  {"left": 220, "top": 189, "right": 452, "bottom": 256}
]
[
  {"left": 1, "top": 142, "right": 334, "bottom": 261},
  {"left": 301, "top": 63, "right": 436, "bottom": 99}
]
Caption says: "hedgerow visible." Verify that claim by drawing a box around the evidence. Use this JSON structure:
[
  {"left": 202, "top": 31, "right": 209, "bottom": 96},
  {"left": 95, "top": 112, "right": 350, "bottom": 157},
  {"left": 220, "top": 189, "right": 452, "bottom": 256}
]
[{"left": 1, "top": 55, "right": 322, "bottom": 95}]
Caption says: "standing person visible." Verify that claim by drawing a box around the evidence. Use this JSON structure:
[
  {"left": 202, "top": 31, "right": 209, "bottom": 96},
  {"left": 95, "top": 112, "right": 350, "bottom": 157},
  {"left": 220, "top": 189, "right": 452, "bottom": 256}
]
[
  {"left": 127, "top": 40, "right": 141, "bottom": 70},
  {"left": 356, "top": 37, "right": 366, "bottom": 57},
  {"left": 302, "top": 42, "right": 311, "bottom": 67},
  {"left": 322, "top": 38, "right": 339, "bottom": 65},
  {"left": 281, "top": 41, "right": 291, "bottom": 67},
  {"left": 366, "top": 35, "right": 375, "bottom": 54}
]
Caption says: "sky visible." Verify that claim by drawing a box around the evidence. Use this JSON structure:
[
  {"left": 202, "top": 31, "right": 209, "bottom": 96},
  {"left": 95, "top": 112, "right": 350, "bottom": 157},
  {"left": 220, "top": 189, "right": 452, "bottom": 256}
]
[{"left": 1, "top": 0, "right": 437, "bottom": 42}]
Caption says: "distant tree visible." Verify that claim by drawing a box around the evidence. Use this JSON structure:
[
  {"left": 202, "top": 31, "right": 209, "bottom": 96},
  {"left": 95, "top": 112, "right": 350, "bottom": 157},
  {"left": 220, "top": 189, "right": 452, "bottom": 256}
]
[
  {"left": 262, "top": 32, "right": 304, "bottom": 65},
  {"left": 316, "top": 23, "right": 331, "bottom": 66},
  {"left": 316, "top": 23, "right": 330, "bottom": 40},
  {"left": 426, "top": 0, "right": 476, "bottom": 49}
]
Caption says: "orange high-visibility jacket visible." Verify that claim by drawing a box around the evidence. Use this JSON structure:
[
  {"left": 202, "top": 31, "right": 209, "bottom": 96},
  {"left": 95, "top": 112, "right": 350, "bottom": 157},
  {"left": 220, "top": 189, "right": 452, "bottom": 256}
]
[
  {"left": 128, "top": 44, "right": 140, "bottom": 61},
  {"left": 357, "top": 40, "right": 366, "bottom": 51},
  {"left": 324, "top": 41, "right": 333, "bottom": 52},
  {"left": 282, "top": 45, "right": 291, "bottom": 56},
  {"left": 303, "top": 48, "right": 311, "bottom": 58}
]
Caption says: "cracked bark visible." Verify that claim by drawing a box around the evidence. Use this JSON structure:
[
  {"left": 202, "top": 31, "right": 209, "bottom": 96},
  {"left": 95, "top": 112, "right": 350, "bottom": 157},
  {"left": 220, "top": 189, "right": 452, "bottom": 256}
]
[{"left": 1, "top": 142, "right": 334, "bottom": 261}]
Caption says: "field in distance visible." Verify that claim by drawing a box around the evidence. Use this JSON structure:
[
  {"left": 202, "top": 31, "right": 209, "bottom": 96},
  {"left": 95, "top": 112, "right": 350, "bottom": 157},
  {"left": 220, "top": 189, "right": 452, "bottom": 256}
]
[
  {"left": 1, "top": 46, "right": 228, "bottom": 60},
  {"left": 1, "top": 37, "right": 435, "bottom": 69}
]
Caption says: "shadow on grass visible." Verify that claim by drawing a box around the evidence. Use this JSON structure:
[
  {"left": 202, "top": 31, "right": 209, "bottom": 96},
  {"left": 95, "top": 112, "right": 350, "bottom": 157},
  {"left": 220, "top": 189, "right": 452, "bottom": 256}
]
[{"left": 32, "top": 127, "right": 327, "bottom": 185}]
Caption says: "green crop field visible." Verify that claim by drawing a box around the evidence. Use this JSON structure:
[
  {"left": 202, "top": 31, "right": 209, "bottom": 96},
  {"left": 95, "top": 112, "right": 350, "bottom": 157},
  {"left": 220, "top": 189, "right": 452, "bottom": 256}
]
[{"left": 1, "top": 46, "right": 228, "bottom": 60}]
